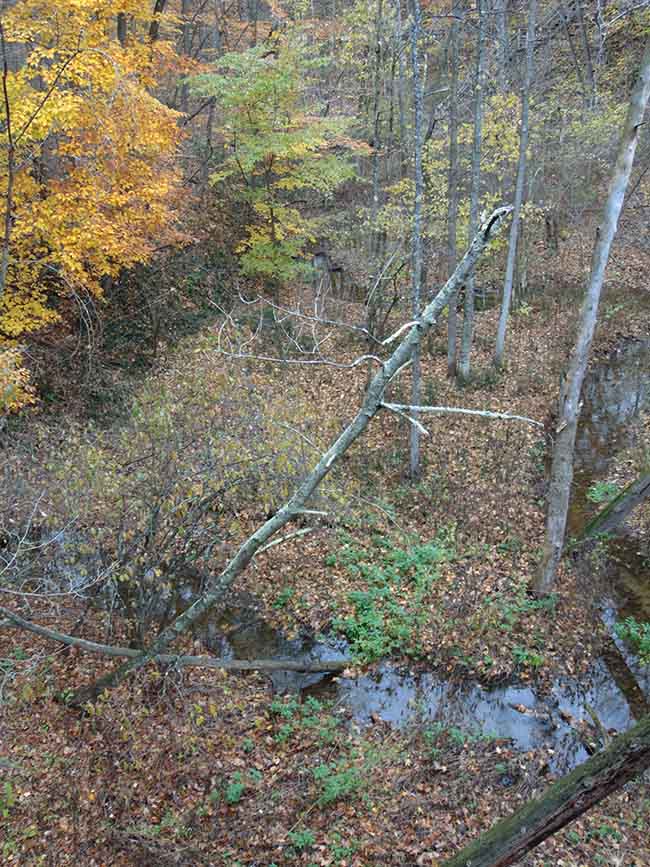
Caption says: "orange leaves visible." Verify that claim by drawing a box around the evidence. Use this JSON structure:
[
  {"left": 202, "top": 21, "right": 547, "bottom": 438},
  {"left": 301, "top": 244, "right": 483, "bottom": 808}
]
[{"left": 0, "top": 0, "right": 183, "bottom": 340}]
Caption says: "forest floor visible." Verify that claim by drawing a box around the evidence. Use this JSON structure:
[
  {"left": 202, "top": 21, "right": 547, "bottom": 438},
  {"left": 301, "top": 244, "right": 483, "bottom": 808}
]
[{"left": 2, "top": 229, "right": 650, "bottom": 865}]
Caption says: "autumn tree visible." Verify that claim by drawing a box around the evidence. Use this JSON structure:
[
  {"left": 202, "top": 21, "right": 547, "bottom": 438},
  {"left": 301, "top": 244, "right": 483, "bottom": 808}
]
[
  {"left": 190, "top": 34, "right": 358, "bottom": 289},
  {"left": 0, "top": 0, "right": 183, "bottom": 397}
]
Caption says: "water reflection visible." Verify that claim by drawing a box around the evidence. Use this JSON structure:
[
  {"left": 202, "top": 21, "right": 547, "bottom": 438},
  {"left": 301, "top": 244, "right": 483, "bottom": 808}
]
[
  {"left": 329, "top": 648, "right": 649, "bottom": 774},
  {"left": 197, "top": 593, "right": 649, "bottom": 775}
]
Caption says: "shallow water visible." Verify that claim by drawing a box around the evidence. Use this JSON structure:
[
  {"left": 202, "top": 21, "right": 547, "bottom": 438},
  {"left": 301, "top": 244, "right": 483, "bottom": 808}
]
[
  {"left": 40, "top": 339, "right": 650, "bottom": 775},
  {"left": 193, "top": 339, "right": 650, "bottom": 775},
  {"left": 570, "top": 337, "right": 650, "bottom": 534},
  {"left": 194, "top": 588, "right": 649, "bottom": 775}
]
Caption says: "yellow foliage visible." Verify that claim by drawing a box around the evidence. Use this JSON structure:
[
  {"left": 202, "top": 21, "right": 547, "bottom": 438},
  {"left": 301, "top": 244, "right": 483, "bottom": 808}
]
[
  {"left": 0, "top": 0, "right": 183, "bottom": 339},
  {"left": 0, "top": 347, "right": 36, "bottom": 412}
]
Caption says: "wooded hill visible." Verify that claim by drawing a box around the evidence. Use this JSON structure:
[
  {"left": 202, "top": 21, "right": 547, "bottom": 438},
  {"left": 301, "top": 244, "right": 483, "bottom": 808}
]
[{"left": 2, "top": 1, "right": 650, "bottom": 865}]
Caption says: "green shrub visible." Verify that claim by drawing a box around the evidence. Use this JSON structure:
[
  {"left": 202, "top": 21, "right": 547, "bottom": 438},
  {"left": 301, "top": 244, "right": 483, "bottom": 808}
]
[
  {"left": 512, "top": 645, "right": 545, "bottom": 669},
  {"left": 225, "top": 773, "right": 245, "bottom": 805},
  {"left": 329, "top": 534, "right": 452, "bottom": 661},
  {"left": 615, "top": 617, "right": 650, "bottom": 664},
  {"left": 269, "top": 696, "right": 340, "bottom": 745},
  {"left": 586, "top": 480, "right": 620, "bottom": 504},
  {"left": 287, "top": 829, "right": 315, "bottom": 852},
  {"left": 313, "top": 761, "right": 365, "bottom": 805}
]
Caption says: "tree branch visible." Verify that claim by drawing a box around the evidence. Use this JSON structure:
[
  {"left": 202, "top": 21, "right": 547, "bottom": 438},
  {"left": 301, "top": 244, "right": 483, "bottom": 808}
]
[
  {"left": 0, "top": 606, "right": 348, "bottom": 673},
  {"left": 382, "top": 403, "right": 544, "bottom": 427}
]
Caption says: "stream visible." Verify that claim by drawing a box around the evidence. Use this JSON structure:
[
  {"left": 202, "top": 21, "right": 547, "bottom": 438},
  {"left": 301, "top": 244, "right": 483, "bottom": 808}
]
[
  {"left": 37, "top": 340, "right": 650, "bottom": 775},
  {"left": 194, "top": 339, "right": 650, "bottom": 775}
]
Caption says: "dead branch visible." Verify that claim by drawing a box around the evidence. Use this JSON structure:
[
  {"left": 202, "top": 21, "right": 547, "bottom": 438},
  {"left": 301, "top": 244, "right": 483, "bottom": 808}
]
[{"left": 0, "top": 605, "right": 348, "bottom": 672}]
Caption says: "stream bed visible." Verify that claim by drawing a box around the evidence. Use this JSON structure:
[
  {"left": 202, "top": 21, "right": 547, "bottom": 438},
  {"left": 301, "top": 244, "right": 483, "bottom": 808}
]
[
  {"left": 195, "top": 338, "right": 650, "bottom": 775},
  {"left": 196, "top": 590, "right": 650, "bottom": 775}
]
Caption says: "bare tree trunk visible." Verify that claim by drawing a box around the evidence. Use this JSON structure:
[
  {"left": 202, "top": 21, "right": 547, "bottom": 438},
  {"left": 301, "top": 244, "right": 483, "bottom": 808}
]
[
  {"left": 0, "top": 19, "right": 14, "bottom": 301},
  {"left": 67, "top": 207, "right": 512, "bottom": 707},
  {"left": 446, "top": 6, "right": 460, "bottom": 378},
  {"left": 0, "top": 605, "right": 349, "bottom": 672},
  {"left": 458, "top": 0, "right": 485, "bottom": 383},
  {"left": 535, "top": 35, "right": 650, "bottom": 595},
  {"left": 576, "top": 0, "right": 596, "bottom": 107},
  {"left": 494, "top": 0, "right": 508, "bottom": 91},
  {"left": 117, "top": 12, "right": 128, "bottom": 47},
  {"left": 149, "top": 0, "right": 168, "bottom": 42},
  {"left": 442, "top": 713, "right": 650, "bottom": 867},
  {"left": 180, "top": 0, "right": 193, "bottom": 113},
  {"left": 370, "top": 0, "right": 384, "bottom": 260},
  {"left": 396, "top": 0, "right": 408, "bottom": 177},
  {"left": 559, "top": 0, "right": 589, "bottom": 107},
  {"left": 409, "top": 0, "right": 424, "bottom": 479},
  {"left": 494, "top": 0, "right": 536, "bottom": 368}
]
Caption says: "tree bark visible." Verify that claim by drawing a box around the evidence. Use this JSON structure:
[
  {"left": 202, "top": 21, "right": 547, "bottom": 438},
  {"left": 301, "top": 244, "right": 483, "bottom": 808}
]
[
  {"left": 0, "top": 20, "right": 14, "bottom": 301},
  {"left": 535, "top": 35, "right": 650, "bottom": 594},
  {"left": 458, "top": 0, "right": 485, "bottom": 383},
  {"left": 117, "top": 12, "right": 128, "bottom": 47},
  {"left": 494, "top": 0, "right": 536, "bottom": 368},
  {"left": 180, "top": 0, "right": 193, "bottom": 113},
  {"left": 494, "top": 0, "right": 508, "bottom": 92},
  {"left": 370, "top": 0, "right": 384, "bottom": 260},
  {"left": 66, "top": 206, "right": 512, "bottom": 707},
  {"left": 396, "top": 0, "right": 408, "bottom": 177},
  {"left": 409, "top": 0, "right": 424, "bottom": 480},
  {"left": 149, "top": 0, "right": 168, "bottom": 42},
  {"left": 446, "top": 6, "right": 460, "bottom": 378},
  {"left": 576, "top": 0, "right": 597, "bottom": 107},
  {"left": 442, "top": 713, "right": 650, "bottom": 867}
]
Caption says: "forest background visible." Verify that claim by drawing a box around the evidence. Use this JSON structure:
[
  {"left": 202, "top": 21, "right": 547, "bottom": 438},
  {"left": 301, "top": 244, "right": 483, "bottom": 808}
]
[{"left": 2, "top": 0, "right": 650, "bottom": 864}]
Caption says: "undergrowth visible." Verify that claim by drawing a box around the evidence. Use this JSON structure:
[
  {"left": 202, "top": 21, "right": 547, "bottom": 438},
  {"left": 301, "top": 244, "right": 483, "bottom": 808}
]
[{"left": 328, "top": 530, "right": 454, "bottom": 662}]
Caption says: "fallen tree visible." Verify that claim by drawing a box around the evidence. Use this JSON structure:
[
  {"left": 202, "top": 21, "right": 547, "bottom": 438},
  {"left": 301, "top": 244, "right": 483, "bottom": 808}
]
[
  {"left": 0, "top": 605, "right": 348, "bottom": 672},
  {"left": 2, "top": 207, "right": 515, "bottom": 706},
  {"left": 579, "top": 471, "right": 650, "bottom": 540},
  {"left": 441, "top": 712, "right": 650, "bottom": 867}
]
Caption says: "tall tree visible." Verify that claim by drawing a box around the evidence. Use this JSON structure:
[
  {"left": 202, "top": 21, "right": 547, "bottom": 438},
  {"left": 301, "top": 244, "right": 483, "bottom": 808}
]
[
  {"left": 535, "top": 34, "right": 650, "bottom": 594},
  {"left": 409, "top": 0, "right": 425, "bottom": 479},
  {"left": 446, "top": 4, "right": 460, "bottom": 378},
  {"left": 494, "top": 0, "right": 536, "bottom": 368},
  {"left": 458, "top": 0, "right": 485, "bottom": 383},
  {"left": 190, "top": 38, "right": 356, "bottom": 287},
  {"left": 0, "top": 18, "right": 14, "bottom": 302},
  {"left": 0, "top": 0, "right": 182, "bottom": 340},
  {"left": 370, "top": 0, "right": 385, "bottom": 260},
  {"left": 494, "top": 0, "right": 508, "bottom": 91}
]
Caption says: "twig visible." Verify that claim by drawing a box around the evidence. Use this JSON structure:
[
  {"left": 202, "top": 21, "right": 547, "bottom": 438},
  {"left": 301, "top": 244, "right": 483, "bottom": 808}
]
[
  {"left": 381, "top": 402, "right": 430, "bottom": 435},
  {"left": 255, "top": 526, "right": 317, "bottom": 556}
]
